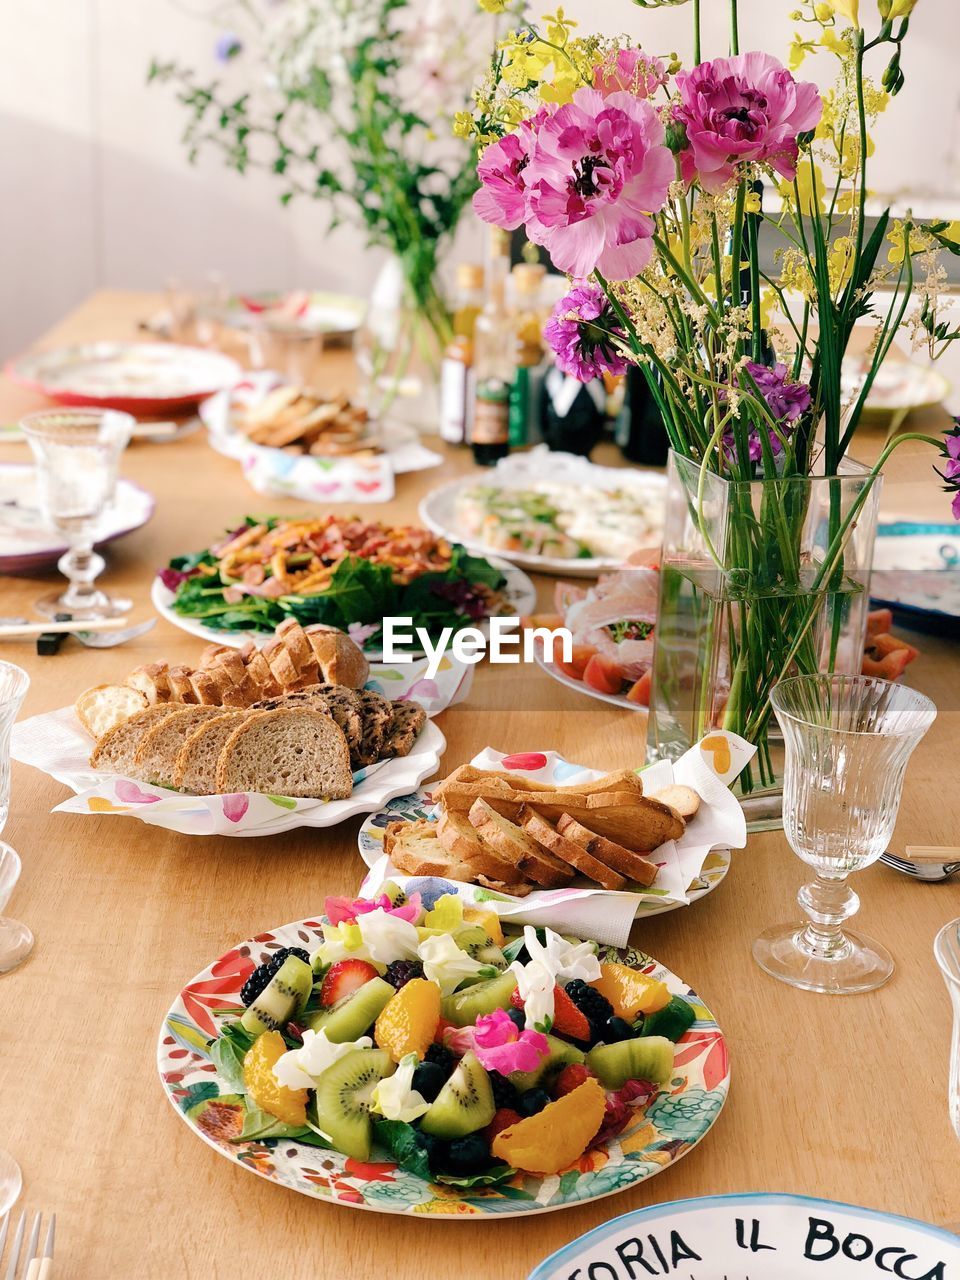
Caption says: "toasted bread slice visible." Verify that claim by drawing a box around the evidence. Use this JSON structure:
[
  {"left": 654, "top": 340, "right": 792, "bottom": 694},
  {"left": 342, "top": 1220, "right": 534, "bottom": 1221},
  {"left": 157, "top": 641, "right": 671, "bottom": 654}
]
[
  {"left": 475, "top": 875, "right": 534, "bottom": 898},
  {"left": 650, "top": 785, "right": 701, "bottom": 819},
  {"left": 215, "top": 707, "right": 352, "bottom": 799},
  {"left": 134, "top": 706, "right": 228, "bottom": 786},
  {"left": 89, "top": 704, "right": 185, "bottom": 777},
  {"left": 467, "top": 798, "right": 573, "bottom": 889},
  {"left": 556, "top": 813, "right": 659, "bottom": 887},
  {"left": 435, "top": 764, "right": 642, "bottom": 803},
  {"left": 437, "top": 809, "right": 519, "bottom": 882},
  {"left": 385, "top": 819, "right": 476, "bottom": 880},
  {"left": 305, "top": 623, "right": 370, "bottom": 689},
  {"left": 518, "top": 807, "right": 627, "bottom": 891},
  {"left": 75, "top": 684, "right": 148, "bottom": 739},
  {"left": 174, "top": 712, "right": 246, "bottom": 794}
]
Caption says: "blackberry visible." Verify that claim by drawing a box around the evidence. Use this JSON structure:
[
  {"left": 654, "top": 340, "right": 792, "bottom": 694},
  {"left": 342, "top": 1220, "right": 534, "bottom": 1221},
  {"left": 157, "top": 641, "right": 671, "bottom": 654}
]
[
  {"left": 488, "top": 1070, "right": 520, "bottom": 1110},
  {"left": 384, "top": 959, "right": 425, "bottom": 990},
  {"left": 240, "top": 946, "right": 311, "bottom": 1007},
  {"left": 424, "top": 1043, "right": 456, "bottom": 1075},
  {"left": 565, "top": 978, "right": 614, "bottom": 1041}
]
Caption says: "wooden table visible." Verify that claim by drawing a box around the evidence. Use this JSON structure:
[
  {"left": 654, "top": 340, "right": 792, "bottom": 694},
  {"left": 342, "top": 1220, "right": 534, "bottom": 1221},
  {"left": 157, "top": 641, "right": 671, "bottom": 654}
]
[{"left": 2, "top": 292, "right": 958, "bottom": 1278}]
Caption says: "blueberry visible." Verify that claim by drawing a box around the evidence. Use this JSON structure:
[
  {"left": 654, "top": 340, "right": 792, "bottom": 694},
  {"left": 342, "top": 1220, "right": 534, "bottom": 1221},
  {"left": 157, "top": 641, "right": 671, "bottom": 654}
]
[
  {"left": 604, "top": 1016, "right": 635, "bottom": 1043},
  {"left": 443, "top": 1133, "right": 491, "bottom": 1175},
  {"left": 517, "top": 1088, "right": 551, "bottom": 1117},
  {"left": 412, "top": 1060, "right": 447, "bottom": 1103},
  {"left": 506, "top": 1008, "right": 526, "bottom": 1031}
]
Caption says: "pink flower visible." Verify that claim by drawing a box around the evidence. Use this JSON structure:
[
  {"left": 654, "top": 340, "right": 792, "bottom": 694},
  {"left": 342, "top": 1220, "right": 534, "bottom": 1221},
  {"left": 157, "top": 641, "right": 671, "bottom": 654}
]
[
  {"left": 444, "top": 1009, "right": 549, "bottom": 1076},
  {"left": 594, "top": 48, "right": 667, "bottom": 100},
  {"left": 675, "top": 51, "right": 822, "bottom": 193},
  {"left": 324, "top": 892, "right": 422, "bottom": 926},
  {"left": 523, "top": 88, "right": 673, "bottom": 279},
  {"left": 473, "top": 111, "right": 550, "bottom": 231}
]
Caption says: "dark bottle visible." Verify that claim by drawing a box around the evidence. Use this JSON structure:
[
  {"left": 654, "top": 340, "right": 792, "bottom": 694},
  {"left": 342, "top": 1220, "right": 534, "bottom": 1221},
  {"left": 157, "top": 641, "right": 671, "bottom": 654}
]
[{"left": 472, "top": 380, "right": 511, "bottom": 465}]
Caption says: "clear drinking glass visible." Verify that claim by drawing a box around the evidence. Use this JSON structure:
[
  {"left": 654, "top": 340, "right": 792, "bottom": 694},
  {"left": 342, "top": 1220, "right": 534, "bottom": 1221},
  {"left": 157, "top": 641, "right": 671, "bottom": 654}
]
[
  {"left": 754, "top": 674, "right": 936, "bottom": 995},
  {"left": 20, "top": 408, "right": 135, "bottom": 619},
  {"left": 0, "top": 662, "right": 29, "bottom": 837},
  {"left": 934, "top": 920, "right": 960, "bottom": 1143}
]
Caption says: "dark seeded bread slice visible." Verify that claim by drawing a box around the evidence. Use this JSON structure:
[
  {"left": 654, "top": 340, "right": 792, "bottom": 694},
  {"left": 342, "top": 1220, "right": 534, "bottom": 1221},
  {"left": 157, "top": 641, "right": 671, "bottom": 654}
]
[
  {"left": 215, "top": 708, "right": 352, "bottom": 799},
  {"left": 380, "top": 702, "right": 426, "bottom": 759},
  {"left": 174, "top": 712, "right": 247, "bottom": 794},
  {"left": 520, "top": 807, "right": 627, "bottom": 891},
  {"left": 89, "top": 704, "right": 185, "bottom": 777},
  {"left": 467, "top": 798, "right": 573, "bottom": 889},
  {"left": 556, "top": 814, "right": 659, "bottom": 887},
  {"left": 354, "top": 689, "right": 393, "bottom": 768}
]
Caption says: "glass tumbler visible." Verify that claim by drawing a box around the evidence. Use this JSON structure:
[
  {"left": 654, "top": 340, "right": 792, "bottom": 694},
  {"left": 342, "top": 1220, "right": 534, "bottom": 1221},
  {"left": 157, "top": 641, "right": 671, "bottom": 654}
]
[
  {"left": 19, "top": 407, "right": 135, "bottom": 619},
  {"left": 934, "top": 919, "right": 960, "bottom": 1143},
  {"left": 0, "top": 662, "right": 29, "bottom": 836},
  {"left": 754, "top": 674, "right": 936, "bottom": 995}
]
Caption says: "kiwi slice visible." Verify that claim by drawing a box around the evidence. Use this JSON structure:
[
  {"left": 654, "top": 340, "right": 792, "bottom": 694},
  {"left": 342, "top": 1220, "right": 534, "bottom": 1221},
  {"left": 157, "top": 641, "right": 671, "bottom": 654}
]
[
  {"left": 639, "top": 995, "right": 696, "bottom": 1043},
  {"left": 305, "top": 976, "right": 395, "bottom": 1042},
  {"left": 586, "top": 1036, "right": 675, "bottom": 1089},
  {"left": 509, "top": 1034, "right": 585, "bottom": 1092},
  {"left": 380, "top": 881, "right": 407, "bottom": 907},
  {"left": 240, "top": 955, "right": 312, "bottom": 1036},
  {"left": 314, "top": 1048, "right": 396, "bottom": 1160},
  {"left": 453, "top": 925, "right": 507, "bottom": 971},
  {"left": 419, "top": 1052, "right": 495, "bottom": 1139},
  {"left": 440, "top": 970, "right": 518, "bottom": 1027}
]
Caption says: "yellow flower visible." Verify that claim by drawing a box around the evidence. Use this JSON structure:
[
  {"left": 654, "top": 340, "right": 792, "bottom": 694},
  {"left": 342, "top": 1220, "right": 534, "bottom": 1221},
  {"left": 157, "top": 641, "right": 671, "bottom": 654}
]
[
  {"left": 782, "top": 160, "right": 827, "bottom": 216},
  {"left": 880, "top": 0, "right": 917, "bottom": 17},
  {"left": 828, "top": 235, "right": 855, "bottom": 290},
  {"left": 788, "top": 33, "right": 816, "bottom": 69},
  {"left": 478, "top": 0, "right": 508, "bottom": 10},
  {"left": 452, "top": 111, "right": 474, "bottom": 139},
  {"left": 937, "top": 220, "right": 960, "bottom": 247},
  {"left": 820, "top": 27, "right": 852, "bottom": 55},
  {"left": 887, "top": 219, "right": 931, "bottom": 264},
  {"left": 543, "top": 7, "right": 577, "bottom": 44},
  {"left": 813, "top": 1, "right": 834, "bottom": 19},
  {"left": 832, "top": 0, "right": 860, "bottom": 23},
  {"left": 744, "top": 190, "right": 762, "bottom": 215}
]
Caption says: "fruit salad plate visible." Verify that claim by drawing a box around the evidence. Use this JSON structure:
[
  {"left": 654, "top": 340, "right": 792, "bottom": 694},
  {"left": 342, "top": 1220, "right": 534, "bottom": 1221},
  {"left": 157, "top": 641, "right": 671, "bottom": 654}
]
[
  {"left": 159, "top": 896, "right": 729, "bottom": 1218},
  {"left": 8, "top": 342, "right": 241, "bottom": 412}
]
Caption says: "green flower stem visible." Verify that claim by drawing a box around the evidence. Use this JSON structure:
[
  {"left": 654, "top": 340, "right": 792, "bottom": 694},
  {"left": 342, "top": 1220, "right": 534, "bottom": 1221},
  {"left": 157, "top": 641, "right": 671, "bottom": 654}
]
[{"left": 729, "top": 0, "right": 740, "bottom": 54}]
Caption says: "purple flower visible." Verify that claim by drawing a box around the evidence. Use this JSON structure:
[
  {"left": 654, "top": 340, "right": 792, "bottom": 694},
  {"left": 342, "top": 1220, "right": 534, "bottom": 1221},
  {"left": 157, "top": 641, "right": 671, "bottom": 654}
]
[
  {"left": 215, "top": 32, "right": 243, "bottom": 63},
  {"left": 675, "top": 51, "right": 822, "bottom": 193},
  {"left": 722, "top": 361, "right": 811, "bottom": 464},
  {"left": 544, "top": 283, "right": 629, "bottom": 382},
  {"left": 431, "top": 580, "right": 489, "bottom": 620},
  {"left": 157, "top": 566, "right": 199, "bottom": 592},
  {"left": 936, "top": 419, "right": 960, "bottom": 520}
]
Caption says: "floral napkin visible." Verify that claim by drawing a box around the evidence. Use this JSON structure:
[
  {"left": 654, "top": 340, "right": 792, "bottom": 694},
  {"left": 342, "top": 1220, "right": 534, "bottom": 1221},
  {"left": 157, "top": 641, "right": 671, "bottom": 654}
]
[
  {"left": 359, "top": 730, "right": 755, "bottom": 948},
  {"left": 11, "top": 655, "right": 472, "bottom": 838}
]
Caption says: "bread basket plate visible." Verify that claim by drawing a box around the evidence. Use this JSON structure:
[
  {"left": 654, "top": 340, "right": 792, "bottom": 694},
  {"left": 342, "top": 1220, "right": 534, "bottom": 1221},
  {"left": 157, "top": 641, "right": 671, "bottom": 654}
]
[
  {"left": 150, "top": 556, "right": 537, "bottom": 660},
  {"left": 357, "top": 788, "right": 730, "bottom": 924},
  {"left": 158, "top": 914, "right": 728, "bottom": 1217}
]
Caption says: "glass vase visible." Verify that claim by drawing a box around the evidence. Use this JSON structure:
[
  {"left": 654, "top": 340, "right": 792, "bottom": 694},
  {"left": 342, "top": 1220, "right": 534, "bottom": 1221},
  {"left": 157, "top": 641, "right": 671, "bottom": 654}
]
[
  {"left": 647, "top": 450, "right": 882, "bottom": 830},
  {"left": 353, "top": 254, "right": 450, "bottom": 433}
]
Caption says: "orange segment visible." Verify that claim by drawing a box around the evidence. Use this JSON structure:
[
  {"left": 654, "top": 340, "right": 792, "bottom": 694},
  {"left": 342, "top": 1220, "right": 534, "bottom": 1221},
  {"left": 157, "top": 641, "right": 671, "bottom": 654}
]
[
  {"left": 492, "top": 1077, "right": 606, "bottom": 1174},
  {"left": 374, "top": 978, "right": 441, "bottom": 1062},
  {"left": 243, "top": 1030, "right": 308, "bottom": 1126},
  {"left": 589, "top": 962, "right": 671, "bottom": 1020},
  {"left": 463, "top": 907, "right": 504, "bottom": 947}
]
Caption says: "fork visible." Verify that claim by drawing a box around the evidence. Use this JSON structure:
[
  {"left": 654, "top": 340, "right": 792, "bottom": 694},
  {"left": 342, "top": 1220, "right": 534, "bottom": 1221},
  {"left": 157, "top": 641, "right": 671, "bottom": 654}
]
[
  {"left": 880, "top": 852, "right": 960, "bottom": 882},
  {"left": 0, "top": 1211, "right": 55, "bottom": 1279}
]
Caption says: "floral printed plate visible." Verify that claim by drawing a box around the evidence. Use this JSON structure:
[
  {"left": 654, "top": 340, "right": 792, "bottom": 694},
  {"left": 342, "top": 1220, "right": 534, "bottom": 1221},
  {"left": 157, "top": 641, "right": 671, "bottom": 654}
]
[
  {"left": 159, "top": 918, "right": 729, "bottom": 1217},
  {"left": 358, "top": 790, "right": 731, "bottom": 922}
]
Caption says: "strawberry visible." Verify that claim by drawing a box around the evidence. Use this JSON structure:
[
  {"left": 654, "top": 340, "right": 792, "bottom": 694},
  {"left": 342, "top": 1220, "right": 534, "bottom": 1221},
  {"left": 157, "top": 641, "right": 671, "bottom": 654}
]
[
  {"left": 511, "top": 984, "right": 592, "bottom": 1040},
  {"left": 319, "top": 958, "right": 379, "bottom": 1007},
  {"left": 552, "top": 1063, "right": 594, "bottom": 1098},
  {"left": 485, "top": 1108, "right": 522, "bottom": 1145}
]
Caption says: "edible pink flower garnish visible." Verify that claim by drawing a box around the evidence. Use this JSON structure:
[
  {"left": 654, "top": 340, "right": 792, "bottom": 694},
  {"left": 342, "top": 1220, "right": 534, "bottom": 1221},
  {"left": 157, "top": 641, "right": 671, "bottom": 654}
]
[
  {"left": 447, "top": 1009, "right": 550, "bottom": 1076},
  {"left": 324, "top": 892, "right": 422, "bottom": 926}
]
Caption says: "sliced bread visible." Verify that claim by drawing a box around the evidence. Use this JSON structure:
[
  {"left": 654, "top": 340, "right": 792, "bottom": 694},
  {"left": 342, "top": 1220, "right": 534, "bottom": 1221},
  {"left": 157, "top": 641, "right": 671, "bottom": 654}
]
[
  {"left": 385, "top": 819, "right": 476, "bottom": 880},
  {"left": 252, "top": 685, "right": 364, "bottom": 763},
  {"left": 134, "top": 706, "right": 231, "bottom": 786},
  {"left": 556, "top": 813, "right": 659, "bottom": 887},
  {"left": 519, "top": 808, "right": 627, "bottom": 891},
  {"left": 75, "top": 684, "right": 148, "bottom": 739},
  {"left": 437, "top": 809, "right": 520, "bottom": 882},
  {"left": 380, "top": 702, "right": 426, "bottom": 759},
  {"left": 475, "top": 875, "right": 534, "bottom": 899},
  {"left": 305, "top": 623, "right": 370, "bottom": 689},
  {"left": 215, "top": 707, "right": 352, "bottom": 799},
  {"left": 650, "top": 785, "right": 701, "bottom": 819},
  {"left": 89, "top": 704, "right": 185, "bottom": 776},
  {"left": 174, "top": 712, "right": 247, "bottom": 794},
  {"left": 467, "top": 798, "right": 573, "bottom": 889},
  {"left": 354, "top": 689, "right": 394, "bottom": 768}
]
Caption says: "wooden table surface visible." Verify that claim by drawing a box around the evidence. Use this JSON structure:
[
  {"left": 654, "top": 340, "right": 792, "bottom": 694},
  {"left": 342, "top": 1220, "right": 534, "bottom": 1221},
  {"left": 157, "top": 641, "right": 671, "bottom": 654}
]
[{"left": 2, "top": 292, "right": 958, "bottom": 1279}]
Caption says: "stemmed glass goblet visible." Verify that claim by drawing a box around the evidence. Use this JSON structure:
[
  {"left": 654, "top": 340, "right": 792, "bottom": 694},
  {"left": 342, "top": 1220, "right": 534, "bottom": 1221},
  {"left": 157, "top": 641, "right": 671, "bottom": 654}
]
[
  {"left": 19, "top": 407, "right": 134, "bottom": 619},
  {"left": 754, "top": 674, "right": 936, "bottom": 995}
]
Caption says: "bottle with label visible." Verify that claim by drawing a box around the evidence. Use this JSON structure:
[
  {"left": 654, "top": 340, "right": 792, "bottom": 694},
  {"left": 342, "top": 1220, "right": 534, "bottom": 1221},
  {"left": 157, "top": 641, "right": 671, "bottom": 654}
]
[
  {"left": 471, "top": 228, "right": 513, "bottom": 466},
  {"left": 439, "top": 263, "right": 485, "bottom": 445},
  {"left": 508, "top": 262, "right": 546, "bottom": 449}
]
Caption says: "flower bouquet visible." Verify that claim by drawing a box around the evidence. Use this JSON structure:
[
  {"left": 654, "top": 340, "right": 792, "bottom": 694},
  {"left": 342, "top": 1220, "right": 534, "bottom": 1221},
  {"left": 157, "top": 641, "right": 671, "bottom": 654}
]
[
  {"left": 467, "top": 0, "right": 960, "bottom": 820},
  {"left": 151, "top": 0, "right": 488, "bottom": 417}
]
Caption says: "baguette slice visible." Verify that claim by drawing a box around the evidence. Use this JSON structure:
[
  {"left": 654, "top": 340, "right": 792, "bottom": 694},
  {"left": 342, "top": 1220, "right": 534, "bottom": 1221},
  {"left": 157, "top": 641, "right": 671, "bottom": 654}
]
[
  {"left": 437, "top": 809, "right": 520, "bottom": 882},
  {"left": 75, "top": 684, "right": 148, "bottom": 739},
  {"left": 650, "top": 785, "right": 701, "bottom": 819},
  {"left": 468, "top": 798, "right": 573, "bottom": 889},
  {"left": 125, "top": 663, "right": 172, "bottom": 705},
  {"left": 89, "top": 704, "right": 185, "bottom": 777},
  {"left": 556, "top": 813, "right": 659, "bottom": 887},
  {"left": 134, "top": 706, "right": 229, "bottom": 787},
  {"left": 215, "top": 707, "right": 352, "bottom": 799},
  {"left": 174, "top": 712, "right": 247, "bottom": 794},
  {"left": 166, "top": 666, "right": 199, "bottom": 704},
  {"left": 239, "top": 646, "right": 283, "bottom": 700},
  {"left": 273, "top": 618, "right": 321, "bottom": 687},
  {"left": 519, "top": 807, "right": 627, "bottom": 891},
  {"left": 434, "top": 764, "right": 642, "bottom": 802},
  {"left": 305, "top": 623, "right": 370, "bottom": 689},
  {"left": 385, "top": 819, "right": 476, "bottom": 880}
]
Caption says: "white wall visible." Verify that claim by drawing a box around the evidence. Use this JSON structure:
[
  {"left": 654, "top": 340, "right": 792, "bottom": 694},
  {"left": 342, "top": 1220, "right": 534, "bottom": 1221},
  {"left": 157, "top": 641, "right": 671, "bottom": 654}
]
[{"left": 1, "top": 0, "right": 958, "bottom": 359}]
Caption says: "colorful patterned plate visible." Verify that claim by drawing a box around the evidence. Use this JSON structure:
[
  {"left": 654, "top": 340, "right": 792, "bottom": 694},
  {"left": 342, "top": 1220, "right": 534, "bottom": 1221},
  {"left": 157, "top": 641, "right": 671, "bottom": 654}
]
[
  {"left": 358, "top": 789, "right": 731, "bottom": 919},
  {"left": 159, "top": 919, "right": 729, "bottom": 1217}
]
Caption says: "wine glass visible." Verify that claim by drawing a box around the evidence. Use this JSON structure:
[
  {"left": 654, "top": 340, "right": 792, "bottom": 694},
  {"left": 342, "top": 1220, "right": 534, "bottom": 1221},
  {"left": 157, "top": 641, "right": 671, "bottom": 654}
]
[
  {"left": 754, "top": 674, "right": 936, "bottom": 995},
  {"left": 934, "top": 920, "right": 960, "bottom": 1143},
  {"left": 19, "top": 408, "right": 135, "bottom": 619}
]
